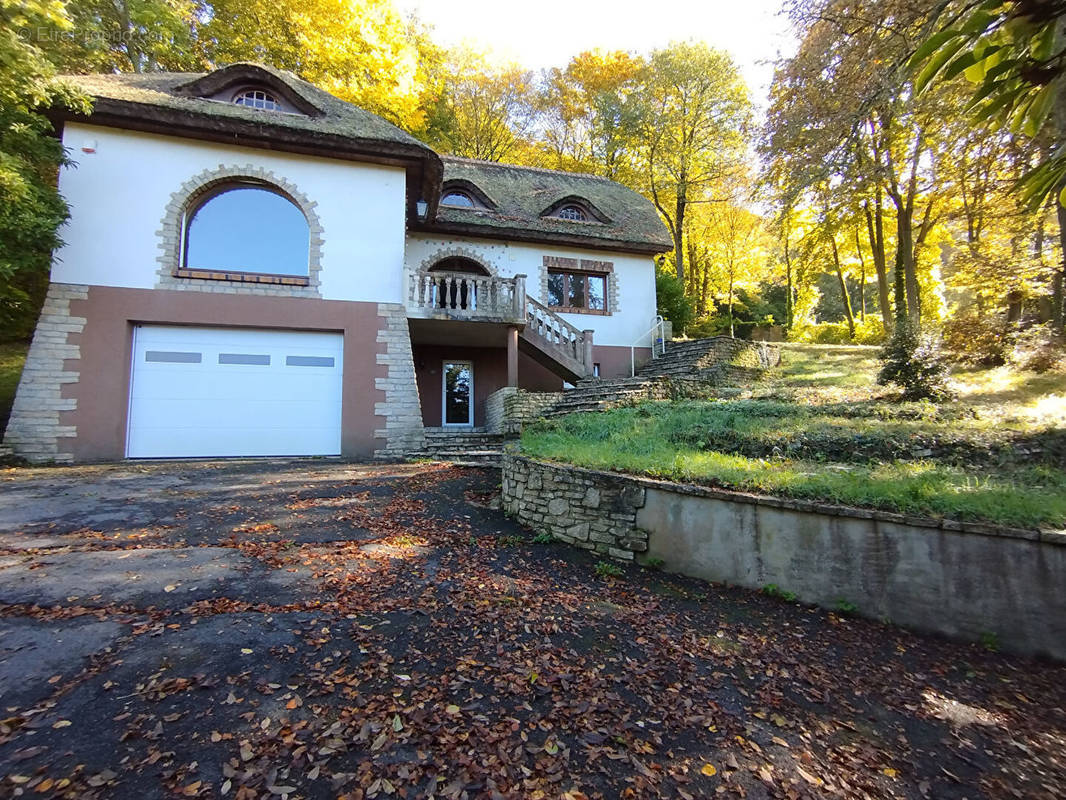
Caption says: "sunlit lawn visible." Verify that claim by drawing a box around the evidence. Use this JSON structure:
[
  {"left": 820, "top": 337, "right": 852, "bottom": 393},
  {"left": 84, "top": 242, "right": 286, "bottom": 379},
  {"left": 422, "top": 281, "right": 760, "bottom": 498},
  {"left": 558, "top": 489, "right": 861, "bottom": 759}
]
[{"left": 523, "top": 343, "right": 1066, "bottom": 529}]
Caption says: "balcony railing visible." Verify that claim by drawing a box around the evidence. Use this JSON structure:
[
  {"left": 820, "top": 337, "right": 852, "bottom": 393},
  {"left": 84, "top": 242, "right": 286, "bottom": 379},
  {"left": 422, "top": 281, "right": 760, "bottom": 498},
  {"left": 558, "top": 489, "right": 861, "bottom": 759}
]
[
  {"left": 524, "top": 296, "right": 594, "bottom": 378},
  {"left": 406, "top": 270, "right": 526, "bottom": 323}
]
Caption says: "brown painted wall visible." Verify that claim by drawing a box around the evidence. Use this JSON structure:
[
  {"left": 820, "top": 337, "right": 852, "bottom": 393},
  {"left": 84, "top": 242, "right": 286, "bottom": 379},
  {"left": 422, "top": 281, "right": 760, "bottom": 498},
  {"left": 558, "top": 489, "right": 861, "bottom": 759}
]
[
  {"left": 62, "top": 286, "right": 387, "bottom": 460},
  {"left": 413, "top": 345, "right": 506, "bottom": 428},
  {"left": 594, "top": 345, "right": 652, "bottom": 379}
]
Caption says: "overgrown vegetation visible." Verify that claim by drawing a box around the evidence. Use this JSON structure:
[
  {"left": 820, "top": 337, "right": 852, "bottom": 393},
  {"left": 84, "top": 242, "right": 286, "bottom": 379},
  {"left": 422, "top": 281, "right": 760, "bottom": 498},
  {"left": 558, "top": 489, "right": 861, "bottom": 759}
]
[
  {"left": 0, "top": 342, "right": 28, "bottom": 433},
  {"left": 523, "top": 346, "right": 1066, "bottom": 529}
]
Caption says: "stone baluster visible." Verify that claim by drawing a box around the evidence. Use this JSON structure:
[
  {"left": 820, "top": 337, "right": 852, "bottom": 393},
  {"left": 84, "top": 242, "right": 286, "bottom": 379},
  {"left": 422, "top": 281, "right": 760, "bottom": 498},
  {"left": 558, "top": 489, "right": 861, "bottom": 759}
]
[{"left": 583, "top": 329, "right": 594, "bottom": 371}]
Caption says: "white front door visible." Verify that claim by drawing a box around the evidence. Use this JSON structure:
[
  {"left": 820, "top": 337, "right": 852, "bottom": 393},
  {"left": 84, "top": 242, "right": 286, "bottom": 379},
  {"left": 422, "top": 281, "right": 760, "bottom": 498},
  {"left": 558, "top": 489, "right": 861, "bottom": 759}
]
[
  {"left": 442, "top": 361, "right": 473, "bottom": 427},
  {"left": 127, "top": 325, "right": 343, "bottom": 458}
]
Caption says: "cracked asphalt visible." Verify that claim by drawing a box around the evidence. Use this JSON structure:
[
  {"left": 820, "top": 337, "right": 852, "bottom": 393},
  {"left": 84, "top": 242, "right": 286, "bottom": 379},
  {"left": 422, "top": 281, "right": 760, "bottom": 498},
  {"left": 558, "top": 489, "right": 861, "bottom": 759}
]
[{"left": 0, "top": 459, "right": 1064, "bottom": 799}]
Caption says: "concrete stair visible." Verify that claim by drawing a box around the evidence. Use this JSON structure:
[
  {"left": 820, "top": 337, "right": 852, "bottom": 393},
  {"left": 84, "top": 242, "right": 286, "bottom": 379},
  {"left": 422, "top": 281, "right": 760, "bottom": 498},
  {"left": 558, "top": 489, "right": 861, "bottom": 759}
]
[
  {"left": 544, "top": 337, "right": 780, "bottom": 418},
  {"left": 408, "top": 428, "right": 511, "bottom": 467}
]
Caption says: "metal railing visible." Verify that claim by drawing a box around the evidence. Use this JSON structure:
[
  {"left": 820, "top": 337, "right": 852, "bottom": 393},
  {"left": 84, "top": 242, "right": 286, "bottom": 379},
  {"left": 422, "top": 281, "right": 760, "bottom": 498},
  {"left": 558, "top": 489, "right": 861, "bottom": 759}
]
[{"left": 630, "top": 315, "right": 667, "bottom": 377}]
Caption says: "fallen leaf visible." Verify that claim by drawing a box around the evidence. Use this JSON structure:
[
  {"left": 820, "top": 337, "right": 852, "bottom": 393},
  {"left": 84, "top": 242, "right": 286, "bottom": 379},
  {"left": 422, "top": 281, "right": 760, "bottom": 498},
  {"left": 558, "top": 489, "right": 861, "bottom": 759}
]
[
  {"left": 701, "top": 764, "right": 717, "bottom": 777},
  {"left": 51, "top": 720, "right": 71, "bottom": 729}
]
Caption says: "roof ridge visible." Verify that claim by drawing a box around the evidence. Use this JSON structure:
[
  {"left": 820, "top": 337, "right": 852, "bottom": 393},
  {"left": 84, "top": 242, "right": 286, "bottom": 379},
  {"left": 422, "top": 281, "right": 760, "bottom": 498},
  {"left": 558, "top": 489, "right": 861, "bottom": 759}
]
[{"left": 440, "top": 154, "right": 616, "bottom": 183}]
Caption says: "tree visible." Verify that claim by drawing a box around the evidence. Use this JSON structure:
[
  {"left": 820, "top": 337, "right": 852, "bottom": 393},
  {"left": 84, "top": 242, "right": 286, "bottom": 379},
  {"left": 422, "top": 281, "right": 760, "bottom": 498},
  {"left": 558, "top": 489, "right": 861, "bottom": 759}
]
[
  {"left": 537, "top": 50, "right": 644, "bottom": 181},
  {"left": 424, "top": 48, "right": 534, "bottom": 161},
  {"left": 0, "top": 0, "right": 88, "bottom": 339},
  {"left": 638, "top": 41, "right": 751, "bottom": 285},
  {"left": 50, "top": 0, "right": 201, "bottom": 73}
]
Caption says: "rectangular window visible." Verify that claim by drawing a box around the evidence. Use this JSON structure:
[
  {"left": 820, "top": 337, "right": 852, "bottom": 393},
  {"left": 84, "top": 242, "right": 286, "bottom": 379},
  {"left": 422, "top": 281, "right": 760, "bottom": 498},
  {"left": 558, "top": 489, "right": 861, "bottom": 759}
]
[
  {"left": 547, "top": 270, "right": 609, "bottom": 313},
  {"left": 219, "top": 353, "right": 270, "bottom": 365},
  {"left": 547, "top": 272, "right": 565, "bottom": 307},
  {"left": 145, "top": 351, "right": 202, "bottom": 363},
  {"left": 286, "top": 355, "right": 335, "bottom": 367}
]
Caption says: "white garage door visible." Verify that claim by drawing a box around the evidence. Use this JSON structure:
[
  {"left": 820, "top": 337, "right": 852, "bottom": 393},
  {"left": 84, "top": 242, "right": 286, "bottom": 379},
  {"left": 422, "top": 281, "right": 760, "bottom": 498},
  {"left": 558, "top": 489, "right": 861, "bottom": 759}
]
[{"left": 127, "top": 325, "right": 343, "bottom": 458}]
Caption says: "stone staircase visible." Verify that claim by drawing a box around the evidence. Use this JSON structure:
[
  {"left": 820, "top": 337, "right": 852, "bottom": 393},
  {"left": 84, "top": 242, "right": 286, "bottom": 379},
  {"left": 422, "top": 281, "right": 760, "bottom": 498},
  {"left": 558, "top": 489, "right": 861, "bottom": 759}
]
[
  {"left": 545, "top": 336, "right": 780, "bottom": 418},
  {"left": 408, "top": 428, "right": 511, "bottom": 467}
]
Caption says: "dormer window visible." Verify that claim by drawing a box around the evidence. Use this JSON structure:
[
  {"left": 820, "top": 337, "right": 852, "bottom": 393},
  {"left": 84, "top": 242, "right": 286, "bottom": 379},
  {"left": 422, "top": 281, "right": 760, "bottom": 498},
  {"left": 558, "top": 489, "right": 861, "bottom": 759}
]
[
  {"left": 233, "top": 88, "right": 281, "bottom": 111},
  {"left": 441, "top": 191, "right": 476, "bottom": 208},
  {"left": 554, "top": 204, "right": 588, "bottom": 221}
]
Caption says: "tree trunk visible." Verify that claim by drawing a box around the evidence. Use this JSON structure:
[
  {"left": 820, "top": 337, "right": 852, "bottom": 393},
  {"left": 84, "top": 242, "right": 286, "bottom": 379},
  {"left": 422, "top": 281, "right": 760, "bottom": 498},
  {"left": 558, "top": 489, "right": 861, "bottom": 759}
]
[
  {"left": 728, "top": 272, "right": 735, "bottom": 338},
  {"left": 1055, "top": 201, "right": 1066, "bottom": 331},
  {"left": 896, "top": 207, "right": 918, "bottom": 323},
  {"left": 864, "top": 198, "right": 892, "bottom": 331},
  {"left": 674, "top": 193, "right": 686, "bottom": 284},
  {"left": 854, "top": 227, "right": 866, "bottom": 322},
  {"left": 830, "top": 234, "right": 856, "bottom": 339}
]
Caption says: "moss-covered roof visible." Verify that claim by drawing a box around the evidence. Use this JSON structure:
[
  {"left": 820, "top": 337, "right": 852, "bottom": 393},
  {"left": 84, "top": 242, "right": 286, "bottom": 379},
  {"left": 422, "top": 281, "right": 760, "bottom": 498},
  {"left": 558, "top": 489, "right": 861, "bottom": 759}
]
[
  {"left": 58, "top": 65, "right": 670, "bottom": 253},
  {"left": 61, "top": 64, "right": 433, "bottom": 154},
  {"left": 430, "top": 156, "right": 672, "bottom": 253}
]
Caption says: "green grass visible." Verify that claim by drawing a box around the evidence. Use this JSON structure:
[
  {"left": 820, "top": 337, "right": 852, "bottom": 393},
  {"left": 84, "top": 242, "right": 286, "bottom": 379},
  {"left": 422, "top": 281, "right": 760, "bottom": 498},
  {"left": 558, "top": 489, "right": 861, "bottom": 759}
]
[
  {"left": 522, "top": 402, "right": 1066, "bottom": 530},
  {"left": 0, "top": 341, "right": 29, "bottom": 434}
]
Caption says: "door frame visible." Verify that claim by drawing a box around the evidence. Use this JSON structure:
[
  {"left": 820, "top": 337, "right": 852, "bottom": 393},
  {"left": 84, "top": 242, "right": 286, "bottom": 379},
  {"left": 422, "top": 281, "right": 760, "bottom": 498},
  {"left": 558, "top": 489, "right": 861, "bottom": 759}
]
[{"left": 441, "top": 359, "right": 474, "bottom": 427}]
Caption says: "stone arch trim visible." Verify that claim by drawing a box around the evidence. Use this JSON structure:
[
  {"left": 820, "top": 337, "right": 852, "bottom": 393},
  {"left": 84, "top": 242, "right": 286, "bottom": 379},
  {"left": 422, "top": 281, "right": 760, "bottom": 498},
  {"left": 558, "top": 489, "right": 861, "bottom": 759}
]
[
  {"left": 155, "top": 164, "right": 325, "bottom": 298},
  {"left": 416, "top": 245, "right": 498, "bottom": 277}
]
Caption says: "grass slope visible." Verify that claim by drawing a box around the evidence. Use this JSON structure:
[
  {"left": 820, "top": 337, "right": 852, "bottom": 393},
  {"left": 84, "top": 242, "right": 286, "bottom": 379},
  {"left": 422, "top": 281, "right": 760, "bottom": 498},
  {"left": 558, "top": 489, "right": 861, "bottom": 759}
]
[{"left": 523, "top": 344, "right": 1066, "bottom": 529}]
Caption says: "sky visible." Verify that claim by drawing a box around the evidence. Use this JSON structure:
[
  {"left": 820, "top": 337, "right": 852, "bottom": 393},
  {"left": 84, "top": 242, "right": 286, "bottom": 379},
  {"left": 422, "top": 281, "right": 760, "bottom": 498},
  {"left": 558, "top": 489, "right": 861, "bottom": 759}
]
[{"left": 395, "top": 0, "right": 798, "bottom": 108}]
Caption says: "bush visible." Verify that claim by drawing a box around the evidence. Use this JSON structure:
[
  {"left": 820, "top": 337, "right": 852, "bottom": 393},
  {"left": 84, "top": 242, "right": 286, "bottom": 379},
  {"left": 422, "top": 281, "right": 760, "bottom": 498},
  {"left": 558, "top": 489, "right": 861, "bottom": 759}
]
[
  {"left": 789, "top": 319, "right": 886, "bottom": 345},
  {"left": 1012, "top": 324, "right": 1065, "bottom": 373},
  {"left": 941, "top": 310, "right": 1011, "bottom": 366},
  {"left": 878, "top": 318, "right": 954, "bottom": 402},
  {"left": 655, "top": 269, "right": 694, "bottom": 335}
]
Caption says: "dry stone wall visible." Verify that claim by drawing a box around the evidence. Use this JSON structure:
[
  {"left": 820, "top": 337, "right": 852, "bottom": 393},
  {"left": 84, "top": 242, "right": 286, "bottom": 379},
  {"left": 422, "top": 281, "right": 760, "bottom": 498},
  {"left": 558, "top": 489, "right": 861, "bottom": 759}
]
[
  {"left": 486, "top": 388, "right": 563, "bottom": 435},
  {"left": 502, "top": 454, "right": 648, "bottom": 560},
  {"left": 502, "top": 454, "right": 1066, "bottom": 660}
]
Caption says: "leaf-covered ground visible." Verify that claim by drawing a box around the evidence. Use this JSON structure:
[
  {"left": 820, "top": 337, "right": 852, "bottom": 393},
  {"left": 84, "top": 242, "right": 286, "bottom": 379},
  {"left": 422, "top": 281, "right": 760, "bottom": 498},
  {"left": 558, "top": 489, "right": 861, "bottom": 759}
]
[{"left": 0, "top": 460, "right": 1064, "bottom": 799}]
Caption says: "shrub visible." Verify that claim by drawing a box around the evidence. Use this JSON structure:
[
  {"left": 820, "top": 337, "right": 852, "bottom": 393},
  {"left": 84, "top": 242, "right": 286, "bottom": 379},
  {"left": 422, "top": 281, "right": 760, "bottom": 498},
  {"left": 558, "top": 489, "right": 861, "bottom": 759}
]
[
  {"left": 878, "top": 318, "right": 954, "bottom": 402},
  {"left": 941, "top": 310, "right": 1012, "bottom": 366},
  {"left": 789, "top": 318, "right": 886, "bottom": 345},
  {"left": 594, "top": 560, "right": 623, "bottom": 579},
  {"left": 1012, "top": 324, "right": 1065, "bottom": 373},
  {"left": 656, "top": 269, "right": 694, "bottom": 335}
]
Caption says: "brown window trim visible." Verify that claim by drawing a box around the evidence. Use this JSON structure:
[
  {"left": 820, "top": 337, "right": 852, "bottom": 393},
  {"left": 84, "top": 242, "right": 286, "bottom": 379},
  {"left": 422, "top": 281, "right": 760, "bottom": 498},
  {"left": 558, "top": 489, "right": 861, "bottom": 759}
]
[
  {"left": 547, "top": 269, "right": 610, "bottom": 314},
  {"left": 174, "top": 268, "right": 310, "bottom": 287}
]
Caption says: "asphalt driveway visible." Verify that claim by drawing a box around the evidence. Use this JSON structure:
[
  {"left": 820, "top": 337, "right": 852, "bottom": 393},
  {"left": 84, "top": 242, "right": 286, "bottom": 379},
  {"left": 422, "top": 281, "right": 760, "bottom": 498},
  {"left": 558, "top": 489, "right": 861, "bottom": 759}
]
[{"left": 0, "top": 460, "right": 1064, "bottom": 799}]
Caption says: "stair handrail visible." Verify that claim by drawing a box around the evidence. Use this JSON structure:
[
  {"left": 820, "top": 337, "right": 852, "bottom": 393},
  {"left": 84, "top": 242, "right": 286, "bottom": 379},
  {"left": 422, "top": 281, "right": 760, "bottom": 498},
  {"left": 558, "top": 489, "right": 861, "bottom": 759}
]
[
  {"left": 630, "top": 315, "right": 667, "bottom": 377},
  {"left": 524, "top": 296, "right": 591, "bottom": 371}
]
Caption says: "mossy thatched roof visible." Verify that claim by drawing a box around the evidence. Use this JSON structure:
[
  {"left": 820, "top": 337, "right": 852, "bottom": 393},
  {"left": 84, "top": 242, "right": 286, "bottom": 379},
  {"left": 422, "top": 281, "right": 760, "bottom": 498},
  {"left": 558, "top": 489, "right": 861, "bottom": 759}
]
[{"left": 432, "top": 156, "right": 671, "bottom": 253}]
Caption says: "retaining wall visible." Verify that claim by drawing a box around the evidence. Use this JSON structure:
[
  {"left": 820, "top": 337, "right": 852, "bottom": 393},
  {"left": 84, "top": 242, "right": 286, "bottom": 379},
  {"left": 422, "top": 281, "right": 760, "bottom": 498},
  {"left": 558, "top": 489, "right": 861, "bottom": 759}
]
[
  {"left": 502, "top": 454, "right": 1066, "bottom": 660},
  {"left": 486, "top": 388, "right": 563, "bottom": 435}
]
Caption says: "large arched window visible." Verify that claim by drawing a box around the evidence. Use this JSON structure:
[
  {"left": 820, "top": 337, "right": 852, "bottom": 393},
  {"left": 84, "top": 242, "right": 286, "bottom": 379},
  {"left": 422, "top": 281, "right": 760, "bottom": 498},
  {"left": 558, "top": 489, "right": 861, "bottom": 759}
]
[{"left": 183, "top": 183, "right": 310, "bottom": 277}]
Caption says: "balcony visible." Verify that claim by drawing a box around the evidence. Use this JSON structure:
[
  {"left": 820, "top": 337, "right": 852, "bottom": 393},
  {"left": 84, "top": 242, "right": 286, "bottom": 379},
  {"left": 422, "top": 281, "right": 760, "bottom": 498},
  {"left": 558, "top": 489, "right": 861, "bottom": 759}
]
[
  {"left": 405, "top": 270, "right": 526, "bottom": 324},
  {"left": 404, "top": 269, "right": 595, "bottom": 382}
]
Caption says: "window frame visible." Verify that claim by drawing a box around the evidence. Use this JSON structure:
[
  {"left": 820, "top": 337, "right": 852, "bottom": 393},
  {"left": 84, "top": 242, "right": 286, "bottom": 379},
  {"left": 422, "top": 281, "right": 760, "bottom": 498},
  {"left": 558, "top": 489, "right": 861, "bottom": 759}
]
[
  {"left": 554, "top": 204, "right": 588, "bottom": 222},
  {"left": 546, "top": 269, "right": 609, "bottom": 315},
  {"left": 232, "top": 88, "right": 282, "bottom": 111},
  {"left": 440, "top": 190, "right": 478, "bottom": 208},
  {"left": 177, "top": 180, "right": 312, "bottom": 286}
]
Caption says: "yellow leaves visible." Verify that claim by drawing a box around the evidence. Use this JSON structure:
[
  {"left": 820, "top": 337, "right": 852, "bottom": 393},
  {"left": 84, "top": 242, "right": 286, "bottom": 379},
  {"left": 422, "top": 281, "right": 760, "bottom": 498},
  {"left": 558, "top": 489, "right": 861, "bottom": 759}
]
[
  {"left": 882, "top": 767, "right": 899, "bottom": 778},
  {"left": 34, "top": 778, "right": 54, "bottom": 793},
  {"left": 445, "top": 704, "right": 461, "bottom": 715},
  {"left": 240, "top": 648, "right": 253, "bottom": 655},
  {"left": 700, "top": 763, "right": 717, "bottom": 776}
]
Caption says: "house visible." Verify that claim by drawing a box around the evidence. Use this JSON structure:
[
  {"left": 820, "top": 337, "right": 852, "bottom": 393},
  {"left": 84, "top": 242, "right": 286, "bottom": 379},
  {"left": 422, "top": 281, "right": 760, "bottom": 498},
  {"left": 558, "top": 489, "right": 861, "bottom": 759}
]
[{"left": 3, "top": 63, "right": 671, "bottom": 463}]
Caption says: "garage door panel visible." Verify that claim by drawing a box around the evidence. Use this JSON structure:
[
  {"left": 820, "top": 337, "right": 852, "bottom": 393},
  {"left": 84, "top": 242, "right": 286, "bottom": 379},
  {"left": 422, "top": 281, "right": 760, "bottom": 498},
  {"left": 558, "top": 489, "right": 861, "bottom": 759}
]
[{"left": 127, "top": 325, "right": 344, "bottom": 458}]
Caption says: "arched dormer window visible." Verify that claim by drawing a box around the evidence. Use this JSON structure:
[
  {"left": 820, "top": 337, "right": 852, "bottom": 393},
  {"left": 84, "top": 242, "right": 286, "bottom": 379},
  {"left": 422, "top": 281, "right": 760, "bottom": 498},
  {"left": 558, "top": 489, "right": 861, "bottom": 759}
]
[
  {"left": 232, "top": 88, "right": 282, "bottom": 111},
  {"left": 554, "top": 204, "right": 588, "bottom": 221},
  {"left": 183, "top": 182, "right": 310, "bottom": 277},
  {"left": 441, "top": 190, "right": 477, "bottom": 208}
]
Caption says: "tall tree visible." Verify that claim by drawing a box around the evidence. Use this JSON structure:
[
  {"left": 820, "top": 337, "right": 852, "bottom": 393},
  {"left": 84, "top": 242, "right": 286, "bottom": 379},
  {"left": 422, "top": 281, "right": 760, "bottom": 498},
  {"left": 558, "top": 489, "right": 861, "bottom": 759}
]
[
  {"left": 0, "top": 0, "right": 88, "bottom": 336},
  {"left": 638, "top": 41, "right": 750, "bottom": 285}
]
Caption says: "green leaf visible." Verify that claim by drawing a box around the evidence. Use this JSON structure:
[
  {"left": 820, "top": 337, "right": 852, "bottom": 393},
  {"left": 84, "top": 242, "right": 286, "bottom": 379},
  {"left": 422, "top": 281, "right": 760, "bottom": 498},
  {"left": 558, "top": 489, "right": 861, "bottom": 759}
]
[
  {"left": 1022, "top": 83, "right": 1056, "bottom": 136},
  {"left": 913, "top": 37, "right": 969, "bottom": 93},
  {"left": 908, "top": 30, "right": 963, "bottom": 70}
]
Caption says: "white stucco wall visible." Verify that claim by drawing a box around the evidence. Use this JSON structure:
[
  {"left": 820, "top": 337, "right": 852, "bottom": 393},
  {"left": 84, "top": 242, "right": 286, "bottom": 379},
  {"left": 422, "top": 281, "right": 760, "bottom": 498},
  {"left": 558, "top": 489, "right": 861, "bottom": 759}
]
[
  {"left": 404, "top": 234, "right": 659, "bottom": 348},
  {"left": 52, "top": 123, "right": 408, "bottom": 303}
]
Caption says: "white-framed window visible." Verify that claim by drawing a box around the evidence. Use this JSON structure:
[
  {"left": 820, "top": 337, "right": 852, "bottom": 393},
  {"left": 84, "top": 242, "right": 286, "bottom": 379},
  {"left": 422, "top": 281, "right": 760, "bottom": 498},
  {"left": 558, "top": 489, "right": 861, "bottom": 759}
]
[
  {"left": 442, "top": 361, "right": 474, "bottom": 426},
  {"left": 554, "top": 204, "right": 588, "bottom": 221},
  {"left": 233, "top": 89, "right": 281, "bottom": 111},
  {"left": 183, "top": 183, "right": 310, "bottom": 277}
]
